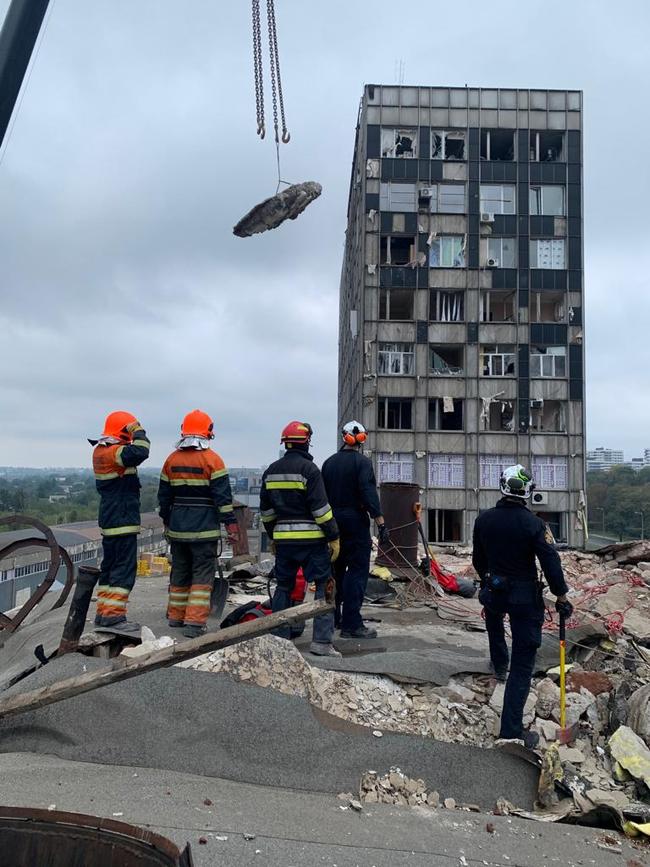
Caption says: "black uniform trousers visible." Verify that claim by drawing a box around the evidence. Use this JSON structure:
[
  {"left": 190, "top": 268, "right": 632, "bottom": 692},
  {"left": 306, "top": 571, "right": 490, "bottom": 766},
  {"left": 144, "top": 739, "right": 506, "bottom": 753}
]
[
  {"left": 333, "top": 510, "right": 372, "bottom": 632},
  {"left": 96, "top": 534, "right": 138, "bottom": 623},
  {"left": 480, "top": 582, "right": 544, "bottom": 739},
  {"left": 272, "top": 542, "right": 334, "bottom": 644}
]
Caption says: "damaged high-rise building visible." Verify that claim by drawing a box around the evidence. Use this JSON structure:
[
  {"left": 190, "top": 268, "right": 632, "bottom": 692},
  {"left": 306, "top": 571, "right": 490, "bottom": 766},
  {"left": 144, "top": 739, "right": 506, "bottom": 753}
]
[{"left": 338, "top": 85, "right": 585, "bottom": 546}]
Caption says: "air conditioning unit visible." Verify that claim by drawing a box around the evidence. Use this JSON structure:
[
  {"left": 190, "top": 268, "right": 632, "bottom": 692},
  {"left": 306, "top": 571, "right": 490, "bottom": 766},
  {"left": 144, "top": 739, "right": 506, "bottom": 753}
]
[
  {"left": 419, "top": 187, "right": 433, "bottom": 198},
  {"left": 531, "top": 491, "right": 549, "bottom": 506},
  {"left": 487, "top": 257, "right": 499, "bottom": 267},
  {"left": 530, "top": 399, "right": 544, "bottom": 408},
  {"left": 480, "top": 212, "right": 495, "bottom": 223}
]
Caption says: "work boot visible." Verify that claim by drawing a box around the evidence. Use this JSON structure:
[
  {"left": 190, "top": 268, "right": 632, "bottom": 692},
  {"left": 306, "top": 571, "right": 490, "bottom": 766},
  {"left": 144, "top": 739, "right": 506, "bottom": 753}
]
[
  {"left": 339, "top": 625, "right": 378, "bottom": 639},
  {"left": 182, "top": 624, "right": 207, "bottom": 639},
  {"left": 489, "top": 661, "right": 508, "bottom": 683},
  {"left": 96, "top": 618, "right": 141, "bottom": 636},
  {"left": 309, "top": 641, "right": 342, "bottom": 658},
  {"left": 167, "top": 620, "right": 184, "bottom": 628}
]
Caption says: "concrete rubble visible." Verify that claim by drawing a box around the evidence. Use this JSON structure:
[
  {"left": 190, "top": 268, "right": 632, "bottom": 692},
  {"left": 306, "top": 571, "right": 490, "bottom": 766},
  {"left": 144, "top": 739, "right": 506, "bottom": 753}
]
[{"left": 173, "top": 542, "right": 650, "bottom": 831}]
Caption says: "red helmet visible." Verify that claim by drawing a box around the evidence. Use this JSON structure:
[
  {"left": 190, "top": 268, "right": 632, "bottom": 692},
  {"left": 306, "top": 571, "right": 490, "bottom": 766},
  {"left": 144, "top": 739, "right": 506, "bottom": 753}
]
[
  {"left": 181, "top": 409, "right": 214, "bottom": 439},
  {"left": 102, "top": 411, "right": 138, "bottom": 442},
  {"left": 280, "top": 421, "right": 312, "bottom": 445}
]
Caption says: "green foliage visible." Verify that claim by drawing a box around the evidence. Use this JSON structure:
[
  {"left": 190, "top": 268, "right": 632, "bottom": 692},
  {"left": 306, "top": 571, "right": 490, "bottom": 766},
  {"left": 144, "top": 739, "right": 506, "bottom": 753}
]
[{"left": 587, "top": 468, "right": 650, "bottom": 541}]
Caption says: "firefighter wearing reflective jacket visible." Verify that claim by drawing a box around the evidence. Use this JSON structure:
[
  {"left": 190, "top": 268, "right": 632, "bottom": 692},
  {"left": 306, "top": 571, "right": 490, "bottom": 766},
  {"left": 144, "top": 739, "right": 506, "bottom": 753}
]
[
  {"left": 472, "top": 464, "right": 572, "bottom": 749},
  {"left": 260, "top": 421, "right": 341, "bottom": 658},
  {"left": 158, "top": 410, "right": 239, "bottom": 638},
  {"left": 90, "top": 411, "right": 150, "bottom": 633}
]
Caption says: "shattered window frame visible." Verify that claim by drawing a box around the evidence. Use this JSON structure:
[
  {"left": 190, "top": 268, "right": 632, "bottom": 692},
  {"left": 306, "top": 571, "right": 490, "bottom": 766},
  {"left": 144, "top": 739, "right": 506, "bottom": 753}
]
[
  {"left": 480, "top": 344, "right": 516, "bottom": 377},
  {"left": 428, "top": 508, "right": 464, "bottom": 543},
  {"left": 377, "top": 452, "right": 415, "bottom": 483},
  {"left": 378, "top": 342, "right": 415, "bottom": 376},
  {"left": 530, "top": 130, "right": 564, "bottom": 162},
  {"left": 529, "top": 400, "right": 567, "bottom": 433},
  {"left": 480, "top": 289, "right": 516, "bottom": 322},
  {"left": 379, "top": 288, "right": 414, "bottom": 321},
  {"left": 381, "top": 127, "right": 417, "bottom": 159},
  {"left": 429, "top": 290, "right": 465, "bottom": 322},
  {"left": 529, "top": 185, "right": 565, "bottom": 216},
  {"left": 380, "top": 235, "right": 417, "bottom": 266},
  {"left": 427, "top": 398, "right": 464, "bottom": 431},
  {"left": 530, "top": 345, "right": 567, "bottom": 378},
  {"left": 378, "top": 397, "right": 413, "bottom": 430},
  {"left": 427, "top": 453, "right": 465, "bottom": 488},
  {"left": 484, "top": 400, "right": 515, "bottom": 432},
  {"left": 530, "top": 239, "right": 566, "bottom": 269},
  {"left": 479, "top": 184, "right": 516, "bottom": 215},
  {"left": 530, "top": 290, "right": 566, "bottom": 323},
  {"left": 431, "top": 129, "right": 466, "bottom": 161},
  {"left": 430, "top": 345, "right": 464, "bottom": 376},
  {"left": 480, "top": 129, "right": 515, "bottom": 161},
  {"left": 429, "top": 236, "right": 466, "bottom": 268}
]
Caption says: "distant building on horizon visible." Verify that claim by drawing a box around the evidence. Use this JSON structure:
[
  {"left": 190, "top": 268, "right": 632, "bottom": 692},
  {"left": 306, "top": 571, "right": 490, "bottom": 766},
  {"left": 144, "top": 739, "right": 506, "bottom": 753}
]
[{"left": 586, "top": 447, "right": 625, "bottom": 473}]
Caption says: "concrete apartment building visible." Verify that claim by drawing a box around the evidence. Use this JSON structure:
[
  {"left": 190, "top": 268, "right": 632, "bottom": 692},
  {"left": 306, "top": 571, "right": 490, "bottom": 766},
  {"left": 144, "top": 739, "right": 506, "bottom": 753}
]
[
  {"left": 338, "top": 84, "right": 585, "bottom": 546},
  {"left": 586, "top": 448, "right": 625, "bottom": 473}
]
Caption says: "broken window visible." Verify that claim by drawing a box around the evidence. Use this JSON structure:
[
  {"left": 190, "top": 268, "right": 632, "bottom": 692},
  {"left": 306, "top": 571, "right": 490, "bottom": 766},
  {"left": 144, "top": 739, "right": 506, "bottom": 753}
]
[
  {"left": 428, "top": 509, "right": 464, "bottom": 543},
  {"left": 529, "top": 186, "right": 565, "bottom": 216},
  {"left": 479, "top": 185, "right": 516, "bottom": 215},
  {"left": 378, "top": 342, "right": 415, "bottom": 375},
  {"left": 480, "top": 129, "right": 515, "bottom": 161},
  {"left": 379, "top": 288, "right": 414, "bottom": 321},
  {"left": 429, "top": 290, "right": 464, "bottom": 322},
  {"left": 530, "top": 345, "right": 567, "bottom": 378},
  {"left": 431, "top": 130, "right": 466, "bottom": 160},
  {"left": 380, "top": 235, "right": 416, "bottom": 266},
  {"left": 480, "top": 455, "right": 513, "bottom": 488},
  {"left": 430, "top": 345, "right": 463, "bottom": 376},
  {"left": 530, "top": 239, "right": 565, "bottom": 269},
  {"left": 484, "top": 400, "right": 515, "bottom": 432},
  {"left": 481, "top": 344, "right": 516, "bottom": 377},
  {"left": 377, "top": 452, "right": 415, "bottom": 483},
  {"left": 531, "top": 456, "right": 568, "bottom": 489},
  {"left": 429, "top": 236, "right": 466, "bottom": 268},
  {"left": 480, "top": 290, "right": 516, "bottom": 322},
  {"left": 428, "top": 454, "right": 465, "bottom": 487},
  {"left": 530, "top": 290, "right": 566, "bottom": 323},
  {"left": 485, "top": 237, "right": 516, "bottom": 268},
  {"left": 428, "top": 398, "right": 463, "bottom": 431},
  {"left": 378, "top": 397, "right": 413, "bottom": 430},
  {"left": 529, "top": 399, "right": 567, "bottom": 432},
  {"left": 381, "top": 128, "right": 417, "bottom": 158},
  {"left": 530, "top": 131, "right": 564, "bottom": 162},
  {"left": 427, "top": 183, "right": 466, "bottom": 214},
  {"left": 380, "top": 182, "right": 417, "bottom": 212}
]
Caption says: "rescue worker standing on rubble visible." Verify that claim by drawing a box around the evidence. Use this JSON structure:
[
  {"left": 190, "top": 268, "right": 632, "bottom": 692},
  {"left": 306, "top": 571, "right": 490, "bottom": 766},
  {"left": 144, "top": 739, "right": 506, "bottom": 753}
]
[
  {"left": 472, "top": 464, "right": 573, "bottom": 749},
  {"left": 260, "top": 421, "right": 341, "bottom": 657},
  {"left": 90, "top": 411, "right": 150, "bottom": 633},
  {"left": 321, "top": 421, "right": 389, "bottom": 638},
  {"left": 158, "top": 410, "right": 239, "bottom": 638}
]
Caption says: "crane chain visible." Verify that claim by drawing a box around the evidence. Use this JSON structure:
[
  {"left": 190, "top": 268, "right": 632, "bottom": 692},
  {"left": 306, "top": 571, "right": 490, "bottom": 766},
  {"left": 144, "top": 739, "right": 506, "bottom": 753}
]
[
  {"left": 266, "top": 0, "right": 290, "bottom": 144},
  {"left": 252, "top": 0, "right": 265, "bottom": 138}
]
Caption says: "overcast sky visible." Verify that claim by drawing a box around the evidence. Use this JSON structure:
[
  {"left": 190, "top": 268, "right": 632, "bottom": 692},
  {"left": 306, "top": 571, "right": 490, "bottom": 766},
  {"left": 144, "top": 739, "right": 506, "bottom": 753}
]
[{"left": 0, "top": 0, "right": 648, "bottom": 469}]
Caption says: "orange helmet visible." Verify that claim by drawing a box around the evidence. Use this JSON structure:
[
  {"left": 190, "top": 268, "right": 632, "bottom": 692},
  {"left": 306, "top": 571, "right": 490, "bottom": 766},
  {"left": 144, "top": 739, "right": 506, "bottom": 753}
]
[
  {"left": 280, "top": 420, "right": 312, "bottom": 445},
  {"left": 102, "top": 411, "right": 138, "bottom": 442},
  {"left": 181, "top": 409, "right": 214, "bottom": 439}
]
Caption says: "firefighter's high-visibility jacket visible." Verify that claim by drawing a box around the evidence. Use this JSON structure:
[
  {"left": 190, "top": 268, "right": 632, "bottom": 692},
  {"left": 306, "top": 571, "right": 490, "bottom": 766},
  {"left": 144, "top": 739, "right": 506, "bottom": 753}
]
[
  {"left": 260, "top": 449, "right": 339, "bottom": 545},
  {"left": 158, "top": 447, "right": 236, "bottom": 542},
  {"left": 93, "top": 431, "right": 150, "bottom": 536}
]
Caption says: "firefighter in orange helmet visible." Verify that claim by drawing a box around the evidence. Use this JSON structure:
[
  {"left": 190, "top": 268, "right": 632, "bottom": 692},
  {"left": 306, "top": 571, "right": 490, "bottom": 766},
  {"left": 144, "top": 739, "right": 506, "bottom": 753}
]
[
  {"left": 89, "top": 411, "right": 150, "bottom": 633},
  {"left": 158, "top": 410, "right": 239, "bottom": 638}
]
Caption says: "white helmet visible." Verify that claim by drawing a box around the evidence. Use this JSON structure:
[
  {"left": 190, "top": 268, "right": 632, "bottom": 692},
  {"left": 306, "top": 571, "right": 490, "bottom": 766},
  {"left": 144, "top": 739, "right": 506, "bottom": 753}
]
[
  {"left": 342, "top": 420, "right": 367, "bottom": 446},
  {"left": 500, "top": 464, "right": 535, "bottom": 499}
]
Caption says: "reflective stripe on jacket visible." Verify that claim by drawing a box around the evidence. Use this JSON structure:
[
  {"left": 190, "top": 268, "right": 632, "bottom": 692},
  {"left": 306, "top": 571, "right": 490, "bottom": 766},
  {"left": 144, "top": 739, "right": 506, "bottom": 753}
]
[
  {"left": 93, "top": 431, "right": 150, "bottom": 536},
  {"left": 260, "top": 449, "right": 338, "bottom": 545},
  {"left": 158, "top": 447, "right": 236, "bottom": 542}
]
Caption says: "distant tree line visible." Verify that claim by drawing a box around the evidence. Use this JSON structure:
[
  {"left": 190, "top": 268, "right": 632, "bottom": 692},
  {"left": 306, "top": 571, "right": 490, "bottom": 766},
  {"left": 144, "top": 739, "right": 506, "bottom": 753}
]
[{"left": 587, "top": 465, "right": 650, "bottom": 541}]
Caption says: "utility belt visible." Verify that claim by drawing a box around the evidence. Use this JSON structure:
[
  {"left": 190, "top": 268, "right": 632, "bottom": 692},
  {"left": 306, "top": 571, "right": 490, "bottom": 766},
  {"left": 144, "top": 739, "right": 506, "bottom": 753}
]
[{"left": 479, "top": 573, "right": 544, "bottom": 609}]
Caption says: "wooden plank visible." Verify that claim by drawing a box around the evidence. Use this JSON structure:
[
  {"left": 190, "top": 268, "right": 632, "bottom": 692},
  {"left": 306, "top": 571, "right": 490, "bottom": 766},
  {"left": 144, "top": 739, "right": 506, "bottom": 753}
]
[{"left": 0, "top": 599, "right": 333, "bottom": 721}]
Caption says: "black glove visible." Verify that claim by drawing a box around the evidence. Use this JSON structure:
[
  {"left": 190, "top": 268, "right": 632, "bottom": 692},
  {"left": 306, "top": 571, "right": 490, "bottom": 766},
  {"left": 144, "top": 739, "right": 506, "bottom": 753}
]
[
  {"left": 377, "top": 524, "right": 390, "bottom": 546},
  {"left": 555, "top": 598, "right": 574, "bottom": 618}
]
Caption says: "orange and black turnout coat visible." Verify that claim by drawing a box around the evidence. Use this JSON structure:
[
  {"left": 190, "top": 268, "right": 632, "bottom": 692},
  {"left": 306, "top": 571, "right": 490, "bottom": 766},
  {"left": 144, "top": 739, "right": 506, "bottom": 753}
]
[
  {"left": 158, "top": 447, "right": 236, "bottom": 542},
  {"left": 92, "top": 431, "right": 151, "bottom": 536}
]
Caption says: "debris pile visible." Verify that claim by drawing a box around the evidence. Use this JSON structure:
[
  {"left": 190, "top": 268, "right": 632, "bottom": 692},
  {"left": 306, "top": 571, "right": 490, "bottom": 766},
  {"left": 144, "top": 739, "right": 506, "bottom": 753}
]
[{"left": 358, "top": 767, "right": 439, "bottom": 808}]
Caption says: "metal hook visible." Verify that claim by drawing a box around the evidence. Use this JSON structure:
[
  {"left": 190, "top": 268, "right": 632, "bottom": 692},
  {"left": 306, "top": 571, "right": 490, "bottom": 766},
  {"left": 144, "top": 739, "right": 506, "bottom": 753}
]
[
  {"left": 257, "top": 122, "right": 266, "bottom": 139},
  {"left": 281, "top": 130, "right": 291, "bottom": 144}
]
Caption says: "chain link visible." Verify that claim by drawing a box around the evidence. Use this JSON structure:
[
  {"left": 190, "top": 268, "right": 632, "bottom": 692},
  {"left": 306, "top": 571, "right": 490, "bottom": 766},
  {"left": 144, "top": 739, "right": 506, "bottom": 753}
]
[
  {"left": 266, "top": 0, "right": 290, "bottom": 143},
  {"left": 252, "top": 0, "right": 265, "bottom": 138}
]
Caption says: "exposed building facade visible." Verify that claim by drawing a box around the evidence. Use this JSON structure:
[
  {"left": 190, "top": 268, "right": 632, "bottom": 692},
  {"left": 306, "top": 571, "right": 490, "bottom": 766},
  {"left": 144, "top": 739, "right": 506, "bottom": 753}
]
[
  {"left": 586, "top": 448, "right": 625, "bottom": 473},
  {"left": 338, "top": 85, "right": 585, "bottom": 545}
]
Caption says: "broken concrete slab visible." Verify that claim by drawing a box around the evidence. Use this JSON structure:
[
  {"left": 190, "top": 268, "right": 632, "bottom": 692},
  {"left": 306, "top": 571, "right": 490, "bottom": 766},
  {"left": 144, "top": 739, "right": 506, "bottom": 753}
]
[
  {"left": 609, "top": 725, "right": 650, "bottom": 787},
  {"left": 626, "top": 683, "right": 650, "bottom": 747},
  {"left": 0, "top": 654, "right": 538, "bottom": 810},
  {"left": 307, "top": 648, "right": 491, "bottom": 685}
]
